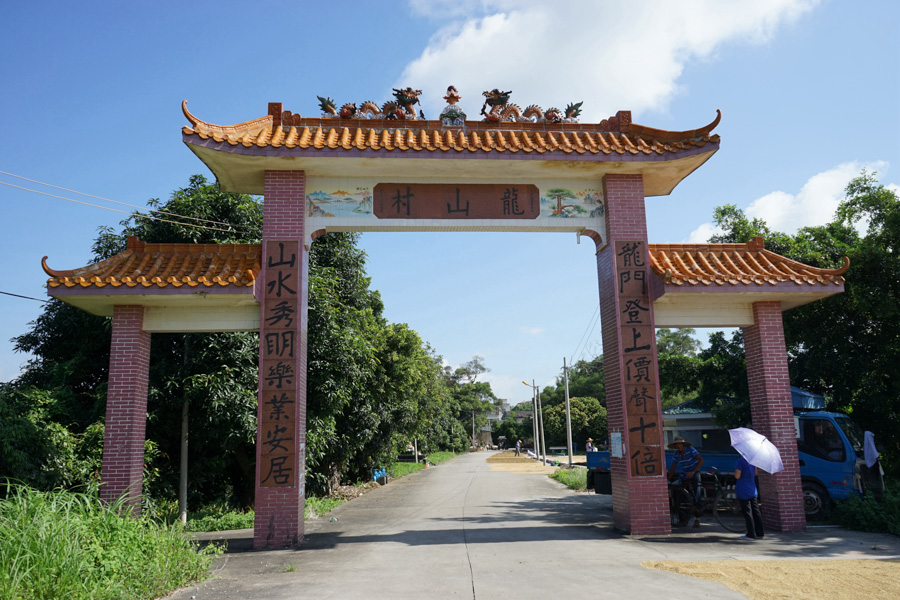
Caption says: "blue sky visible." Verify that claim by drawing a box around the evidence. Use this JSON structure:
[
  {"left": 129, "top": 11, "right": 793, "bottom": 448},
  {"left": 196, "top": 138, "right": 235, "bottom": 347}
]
[{"left": 1, "top": 1, "right": 897, "bottom": 407}]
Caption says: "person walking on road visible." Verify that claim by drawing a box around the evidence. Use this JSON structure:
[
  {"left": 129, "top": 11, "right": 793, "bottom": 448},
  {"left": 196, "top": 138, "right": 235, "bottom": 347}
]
[
  {"left": 515, "top": 439, "right": 521, "bottom": 457},
  {"left": 735, "top": 455, "right": 765, "bottom": 540}
]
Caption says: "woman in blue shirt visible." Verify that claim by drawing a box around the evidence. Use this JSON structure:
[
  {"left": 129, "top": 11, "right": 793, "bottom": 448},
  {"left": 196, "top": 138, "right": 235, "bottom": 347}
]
[{"left": 735, "top": 455, "right": 765, "bottom": 539}]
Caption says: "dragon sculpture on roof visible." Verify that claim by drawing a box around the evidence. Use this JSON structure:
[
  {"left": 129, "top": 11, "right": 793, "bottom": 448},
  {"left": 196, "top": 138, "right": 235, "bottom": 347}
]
[{"left": 314, "top": 86, "right": 582, "bottom": 123}]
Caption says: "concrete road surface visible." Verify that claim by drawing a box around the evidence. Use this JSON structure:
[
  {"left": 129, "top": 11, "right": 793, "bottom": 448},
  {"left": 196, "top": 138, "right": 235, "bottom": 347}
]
[{"left": 165, "top": 452, "right": 900, "bottom": 600}]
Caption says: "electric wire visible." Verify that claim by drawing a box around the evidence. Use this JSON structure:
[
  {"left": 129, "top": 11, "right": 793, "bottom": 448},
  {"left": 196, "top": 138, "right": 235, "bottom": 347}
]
[
  {"left": 0, "top": 170, "right": 238, "bottom": 229},
  {"left": 0, "top": 291, "right": 49, "bottom": 303},
  {"left": 574, "top": 310, "right": 601, "bottom": 365},
  {"left": 0, "top": 181, "right": 243, "bottom": 234},
  {"left": 569, "top": 303, "right": 600, "bottom": 365}
]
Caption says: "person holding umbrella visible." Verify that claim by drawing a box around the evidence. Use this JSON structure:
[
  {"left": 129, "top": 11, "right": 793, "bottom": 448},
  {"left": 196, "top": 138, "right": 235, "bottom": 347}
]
[
  {"left": 734, "top": 455, "right": 765, "bottom": 540},
  {"left": 729, "top": 427, "right": 783, "bottom": 540}
]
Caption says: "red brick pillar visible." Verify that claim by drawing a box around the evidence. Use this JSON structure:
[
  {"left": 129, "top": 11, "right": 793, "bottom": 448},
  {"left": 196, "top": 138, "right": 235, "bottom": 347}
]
[
  {"left": 742, "top": 301, "right": 806, "bottom": 532},
  {"left": 588, "top": 174, "right": 669, "bottom": 534},
  {"left": 100, "top": 305, "right": 151, "bottom": 513},
  {"left": 255, "top": 170, "right": 309, "bottom": 548}
]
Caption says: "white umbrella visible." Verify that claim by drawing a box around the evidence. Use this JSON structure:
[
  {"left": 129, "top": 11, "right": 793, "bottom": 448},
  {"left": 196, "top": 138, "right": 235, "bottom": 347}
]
[{"left": 728, "top": 427, "right": 784, "bottom": 474}]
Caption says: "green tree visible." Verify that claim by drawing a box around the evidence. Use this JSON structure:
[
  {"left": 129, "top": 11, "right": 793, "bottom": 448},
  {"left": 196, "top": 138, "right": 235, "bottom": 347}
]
[
  {"left": 541, "top": 396, "right": 607, "bottom": 449},
  {"left": 545, "top": 188, "right": 577, "bottom": 215},
  {"left": 4, "top": 175, "right": 459, "bottom": 505},
  {"left": 708, "top": 171, "right": 900, "bottom": 475}
]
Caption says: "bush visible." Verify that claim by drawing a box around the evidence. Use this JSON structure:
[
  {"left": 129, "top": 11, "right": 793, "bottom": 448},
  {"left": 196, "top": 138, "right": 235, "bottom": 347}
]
[
  {"left": 549, "top": 467, "right": 588, "bottom": 491},
  {"left": 830, "top": 482, "right": 900, "bottom": 535},
  {"left": 0, "top": 484, "right": 219, "bottom": 599}
]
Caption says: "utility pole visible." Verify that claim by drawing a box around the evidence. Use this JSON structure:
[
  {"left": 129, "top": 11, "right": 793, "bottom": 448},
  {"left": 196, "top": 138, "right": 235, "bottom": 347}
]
[
  {"left": 563, "top": 357, "right": 573, "bottom": 467},
  {"left": 531, "top": 380, "right": 538, "bottom": 460},
  {"left": 537, "top": 387, "right": 547, "bottom": 465}
]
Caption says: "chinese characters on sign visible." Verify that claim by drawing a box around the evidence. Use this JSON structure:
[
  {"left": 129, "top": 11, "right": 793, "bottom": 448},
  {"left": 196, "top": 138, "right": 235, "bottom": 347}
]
[
  {"left": 616, "top": 241, "right": 663, "bottom": 477},
  {"left": 260, "top": 241, "right": 299, "bottom": 487},
  {"left": 373, "top": 184, "right": 540, "bottom": 219}
]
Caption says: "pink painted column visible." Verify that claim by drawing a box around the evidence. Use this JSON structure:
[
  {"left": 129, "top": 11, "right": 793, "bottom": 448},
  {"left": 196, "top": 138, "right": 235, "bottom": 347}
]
[
  {"left": 742, "top": 301, "right": 806, "bottom": 532},
  {"left": 254, "top": 170, "right": 309, "bottom": 548},
  {"left": 589, "top": 174, "right": 670, "bottom": 534},
  {"left": 100, "top": 305, "right": 151, "bottom": 513}
]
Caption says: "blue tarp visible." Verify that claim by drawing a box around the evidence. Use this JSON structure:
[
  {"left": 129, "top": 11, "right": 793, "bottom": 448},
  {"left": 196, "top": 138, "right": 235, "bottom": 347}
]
[{"left": 791, "top": 386, "right": 825, "bottom": 410}]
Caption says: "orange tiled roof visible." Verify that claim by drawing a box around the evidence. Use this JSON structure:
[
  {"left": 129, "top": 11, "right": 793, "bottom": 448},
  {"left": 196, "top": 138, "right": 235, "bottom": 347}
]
[
  {"left": 181, "top": 101, "right": 721, "bottom": 156},
  {"left": 43, "top": 236, "right": 260, "bottom": 290},
  {"left": 649, "top": 237, "right": 848, "bottom": 287}
]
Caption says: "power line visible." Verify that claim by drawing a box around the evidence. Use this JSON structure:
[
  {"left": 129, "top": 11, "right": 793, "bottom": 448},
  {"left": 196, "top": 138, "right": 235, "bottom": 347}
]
[
  {"left": 0, "top": 170, "right": 238, "bottom": 229},
  {"left": 569, "top": 303, "right": 600, "bottom": 365},
  {"left": 1, "top": 290, "right": 49, "bottom": 303},
  {"left": 0, "top": 181, "right": 241, "bottom": 234}
]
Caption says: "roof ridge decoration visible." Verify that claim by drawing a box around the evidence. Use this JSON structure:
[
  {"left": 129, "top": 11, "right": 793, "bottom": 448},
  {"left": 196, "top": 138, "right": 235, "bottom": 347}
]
[
  {"left": 649, "top": 237, "right": 849, "bottom": 288},
  {"left": 43, "top": 236, "right": 260, "bottom": 290}
]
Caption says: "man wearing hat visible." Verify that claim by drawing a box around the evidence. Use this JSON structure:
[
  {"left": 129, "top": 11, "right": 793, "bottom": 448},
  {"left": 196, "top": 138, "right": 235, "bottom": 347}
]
[
  {"left": 586, "top": 438, "right": 594, "bottom": 452},
  {"left": 667, "top": 436, "right": 705, "bottom": 526}
]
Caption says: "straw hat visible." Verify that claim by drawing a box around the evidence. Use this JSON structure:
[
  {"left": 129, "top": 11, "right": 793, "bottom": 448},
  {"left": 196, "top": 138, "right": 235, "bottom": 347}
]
[{"left": 667, "top": 436, "right": 692, "bottom": 449}]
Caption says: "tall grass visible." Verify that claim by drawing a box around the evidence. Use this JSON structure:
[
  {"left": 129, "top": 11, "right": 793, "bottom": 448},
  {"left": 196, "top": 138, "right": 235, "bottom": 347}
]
[
  {"left": 549, "top": 467, "right": 588, "bottom": 491},
  {"left": 0, "top": 484, "right": 219, "bottom": 600}
]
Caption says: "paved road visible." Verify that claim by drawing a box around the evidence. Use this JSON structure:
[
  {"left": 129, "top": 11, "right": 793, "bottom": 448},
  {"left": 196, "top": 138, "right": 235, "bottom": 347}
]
[{"left": 166, "top": 452, "right": 900, "bottom": 600}]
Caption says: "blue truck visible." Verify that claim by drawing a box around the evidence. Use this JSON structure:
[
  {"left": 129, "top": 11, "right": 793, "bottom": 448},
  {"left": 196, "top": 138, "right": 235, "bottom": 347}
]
[{"left": 586, "top": 388, "right": 879, "bottom": 519}]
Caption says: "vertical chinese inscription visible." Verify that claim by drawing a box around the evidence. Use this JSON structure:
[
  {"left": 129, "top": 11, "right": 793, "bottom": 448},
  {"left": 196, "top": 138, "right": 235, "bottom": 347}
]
[
  {"left": 260, "top": 241, "right": 299, "bottom": 487},
  {"left": 616, "top": 241, "right": 663, "bottom": 477}
]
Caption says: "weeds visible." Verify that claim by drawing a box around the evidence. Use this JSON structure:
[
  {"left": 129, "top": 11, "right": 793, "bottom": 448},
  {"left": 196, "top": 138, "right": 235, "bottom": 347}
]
[
  {"left": 549, "top": 467, "right": 588, "bottom": 491},
  {"left": 831, "top": 481, "right": 900, "bottom": 535},
  {"left": 0, "top": 483, "right": 219, "bottom": 600}
]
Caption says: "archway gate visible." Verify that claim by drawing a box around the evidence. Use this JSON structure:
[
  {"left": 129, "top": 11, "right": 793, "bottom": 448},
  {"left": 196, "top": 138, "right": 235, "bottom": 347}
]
[{"left": 43, "top": 96, "right": 846, "bottom": 548}]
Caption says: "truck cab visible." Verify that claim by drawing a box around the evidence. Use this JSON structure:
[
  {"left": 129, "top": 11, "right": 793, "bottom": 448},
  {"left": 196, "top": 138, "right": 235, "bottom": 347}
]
[{"left": 794, "top": 410, "right": 866, "bottom": 517}]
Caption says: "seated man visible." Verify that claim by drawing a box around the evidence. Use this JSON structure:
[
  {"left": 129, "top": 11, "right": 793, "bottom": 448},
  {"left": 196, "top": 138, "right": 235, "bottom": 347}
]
[{"left": 667, "top": 436, "right": 704, "bottom": 526}]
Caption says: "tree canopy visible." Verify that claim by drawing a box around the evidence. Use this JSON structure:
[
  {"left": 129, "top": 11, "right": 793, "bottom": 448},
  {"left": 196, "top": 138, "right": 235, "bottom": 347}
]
[{"left": 1, "top": 175, "right": 474, "bottom": 505}]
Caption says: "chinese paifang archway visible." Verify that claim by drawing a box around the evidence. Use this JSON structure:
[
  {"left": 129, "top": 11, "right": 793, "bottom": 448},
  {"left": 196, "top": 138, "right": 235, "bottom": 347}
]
[{"left": 43, "top": 88, "right": 847, "bottom": 548}]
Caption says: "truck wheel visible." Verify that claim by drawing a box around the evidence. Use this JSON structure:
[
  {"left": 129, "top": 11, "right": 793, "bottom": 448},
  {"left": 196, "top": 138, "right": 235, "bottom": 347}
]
[
  {"left": 586, "top": 470, "right": 595, "bottom": 491},
  {"left": 802, "top": 481, "right": 830, "bottom": 520}
]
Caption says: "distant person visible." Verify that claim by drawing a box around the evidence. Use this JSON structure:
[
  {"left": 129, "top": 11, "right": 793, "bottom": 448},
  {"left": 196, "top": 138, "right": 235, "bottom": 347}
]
[
  {"left": 734, "top": 455, "right": 765, "bottom": 540},
  {"left": 667, "top": 436, "right": 704, "bottom": 527},
  {"left": 515, "top": 439, "right": 521, "bottom": 457},
  {"left": 586, "top": 438, "right": 594, "bottom": 452}
]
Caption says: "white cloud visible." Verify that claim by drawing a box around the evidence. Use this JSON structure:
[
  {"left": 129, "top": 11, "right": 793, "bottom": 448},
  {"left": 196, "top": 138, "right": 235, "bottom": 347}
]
[
  {"left": 686, "top": 221, "right": 724, "bottom": 243},
  {"left": 399, "top": 0, "right": 819, "bottom": 121},
  {"left": 686, "top": 161, "right": 892, "bottom": 241},
  {"left": 521, "top": 326, "right": 544, "bottom": 336}
]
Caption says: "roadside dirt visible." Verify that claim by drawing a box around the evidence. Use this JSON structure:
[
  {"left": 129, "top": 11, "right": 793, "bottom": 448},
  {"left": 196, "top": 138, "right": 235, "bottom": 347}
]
[
  {"left": 487, "top": 450, "right": 900, "bottom": 599},
  {"left": 642, "top": 558, "right": 900, "bottom": 600}
]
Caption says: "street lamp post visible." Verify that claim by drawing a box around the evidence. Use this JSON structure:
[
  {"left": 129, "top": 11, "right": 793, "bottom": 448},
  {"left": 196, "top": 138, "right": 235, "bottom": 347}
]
[{"left": 563, "top": 357, "right": 573, "bottom": 468}]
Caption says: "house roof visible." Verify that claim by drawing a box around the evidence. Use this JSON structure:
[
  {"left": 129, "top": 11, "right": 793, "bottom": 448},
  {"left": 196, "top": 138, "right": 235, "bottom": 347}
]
[
  {"left": 662, "top": 395, "right": 741, "bottom": 415},
  {"left": 181, "top": 101, "right": 721, "bottom": 196},
  {"left": 43, "top": 236, "right": 259, "bottom": 290},
  {"left": 648, "top": 237, "right": 848, "bottom": 288},
  {"left": 182, "top": 101, "right": 720, "bottom": 156},
  {"left": 649, "top": 237, "right": 848, "bottom": 327},
  {"left": 43, "top": 237, "right": 846, "bottom": 329}
]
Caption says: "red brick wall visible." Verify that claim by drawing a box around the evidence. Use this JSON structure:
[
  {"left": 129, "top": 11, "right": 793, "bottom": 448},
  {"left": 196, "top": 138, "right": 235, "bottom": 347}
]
[
  {"left": 100, "top": 305, "right": 151, "bottom": 513},
  {"left": 255, "top": 170, "right": 309, "bottom": 548},
  {"left": 595, "top": 174, "right": 670, "bottom": 534},
  {"left": 743, "top": 301, "right": 806, "bottom": 532}
]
